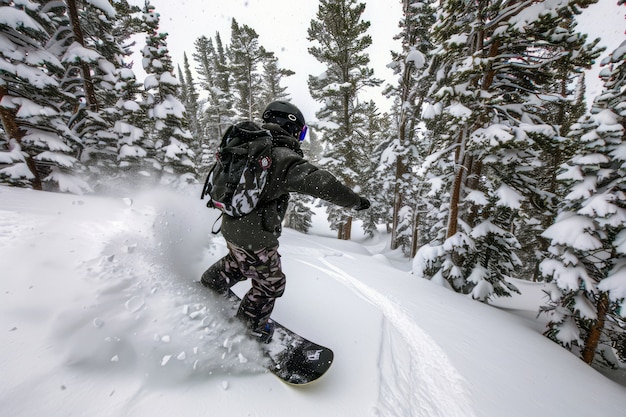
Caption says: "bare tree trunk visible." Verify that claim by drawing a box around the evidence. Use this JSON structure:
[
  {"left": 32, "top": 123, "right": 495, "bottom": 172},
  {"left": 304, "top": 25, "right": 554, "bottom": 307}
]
[
  {"left": 582, "top": 292, "right": 610, "bottom": 364},
  {"left": 66, "top": 0, "right": 98, "bottom": 111},
  {"left": 0, "top": 86, "right": 43, "bottom": 190}
]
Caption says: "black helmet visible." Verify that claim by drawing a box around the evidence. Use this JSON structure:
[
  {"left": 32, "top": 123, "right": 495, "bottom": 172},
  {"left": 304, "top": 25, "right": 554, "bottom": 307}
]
[{"left": 262, "top": 100, "right": 307, "bottom": 140}]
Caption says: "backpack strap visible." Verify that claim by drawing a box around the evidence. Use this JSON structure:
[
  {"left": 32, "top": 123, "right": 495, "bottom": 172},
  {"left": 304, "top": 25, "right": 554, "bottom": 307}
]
[
  {"left": 211, "top": 212, "right": 223, "bottom": 235},
  {"left": 247, "top": 136, "right": 274, "bottom": 171},
  {"left": 200, "top": 161, "right": 218, "bottom": 201}
]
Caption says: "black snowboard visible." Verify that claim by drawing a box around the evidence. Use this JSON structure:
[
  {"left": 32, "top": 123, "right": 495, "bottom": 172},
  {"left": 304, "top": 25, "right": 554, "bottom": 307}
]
[{"left": 227, "top": 290, "right": 334, "bottom": 385}]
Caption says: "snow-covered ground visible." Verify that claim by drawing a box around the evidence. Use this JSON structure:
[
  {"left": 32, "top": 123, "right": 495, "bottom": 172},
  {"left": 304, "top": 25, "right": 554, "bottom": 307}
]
[{"left": 1, "top": 185, "right": 625, "bottom": 417}]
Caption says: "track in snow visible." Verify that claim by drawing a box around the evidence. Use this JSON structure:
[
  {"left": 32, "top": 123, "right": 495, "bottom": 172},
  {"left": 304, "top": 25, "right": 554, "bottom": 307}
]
[{"left": 300, "top": 256, "right": 477, "bottom": 417}]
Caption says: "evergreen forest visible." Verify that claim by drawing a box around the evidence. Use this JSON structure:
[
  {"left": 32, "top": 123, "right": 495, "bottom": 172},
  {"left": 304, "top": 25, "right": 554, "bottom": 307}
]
[{"left": 1, "top": 0, "right": 625, "bottom": 374}]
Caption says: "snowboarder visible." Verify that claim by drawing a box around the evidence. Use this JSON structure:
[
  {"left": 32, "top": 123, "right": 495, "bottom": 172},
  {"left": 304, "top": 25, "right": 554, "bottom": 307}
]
[{"left": 201, "top": 100, "right": 371, "bottom": 343}]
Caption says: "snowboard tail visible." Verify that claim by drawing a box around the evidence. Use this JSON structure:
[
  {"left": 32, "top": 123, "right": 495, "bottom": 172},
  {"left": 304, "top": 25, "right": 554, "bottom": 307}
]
[{"left": 228, "top": 290, "right": 333, "bottom": 385}]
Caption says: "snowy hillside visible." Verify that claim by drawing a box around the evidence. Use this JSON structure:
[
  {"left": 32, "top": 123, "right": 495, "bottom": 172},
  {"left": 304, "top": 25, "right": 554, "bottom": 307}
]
[{"left": 1, "top": 185, "right": 625, "bottom": 417}]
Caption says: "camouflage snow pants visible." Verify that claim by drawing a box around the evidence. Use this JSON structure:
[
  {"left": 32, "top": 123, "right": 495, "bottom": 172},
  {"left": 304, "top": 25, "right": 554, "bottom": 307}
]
[{"left": 201, "top": 242, "right": 286, "bottom": 330}]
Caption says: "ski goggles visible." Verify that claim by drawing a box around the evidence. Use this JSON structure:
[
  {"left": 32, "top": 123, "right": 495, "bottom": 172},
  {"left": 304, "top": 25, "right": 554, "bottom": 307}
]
[
  {"left": 283, "top": 113, "right": 308, "bottom": 141},
  {"left": 276, "top": 114, "right": 309, "bottom": 142},
  {"left": 272, "top": 113, "right": 307, "bottom": 141}
]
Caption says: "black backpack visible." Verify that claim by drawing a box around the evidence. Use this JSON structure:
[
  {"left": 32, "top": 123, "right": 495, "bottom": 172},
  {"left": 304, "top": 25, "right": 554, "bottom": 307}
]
[{"left": 201, "top": 121, "right": 274, "bottom": 217}]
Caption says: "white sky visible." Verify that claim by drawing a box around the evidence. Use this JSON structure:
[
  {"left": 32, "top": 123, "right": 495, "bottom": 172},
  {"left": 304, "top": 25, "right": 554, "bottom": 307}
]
[{"left": 130, "top": 0, "right": 625, "bottom": 122}]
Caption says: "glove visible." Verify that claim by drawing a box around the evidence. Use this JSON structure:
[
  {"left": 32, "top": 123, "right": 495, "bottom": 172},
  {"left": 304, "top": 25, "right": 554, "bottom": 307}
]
[{"left": 353, "top": 196, "right": 371, "bottom": 211}]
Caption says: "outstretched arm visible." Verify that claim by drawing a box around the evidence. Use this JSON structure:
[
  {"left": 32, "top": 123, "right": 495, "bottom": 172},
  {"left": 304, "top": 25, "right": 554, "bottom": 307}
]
[{"left": 283, "top": 157, "right": 362, "bottom": 208}]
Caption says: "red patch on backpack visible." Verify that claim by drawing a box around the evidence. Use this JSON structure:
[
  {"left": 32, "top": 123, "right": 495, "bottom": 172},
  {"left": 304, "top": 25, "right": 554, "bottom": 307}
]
[{"left": 259, "top": 156, "right": 272, "bottom": 170}]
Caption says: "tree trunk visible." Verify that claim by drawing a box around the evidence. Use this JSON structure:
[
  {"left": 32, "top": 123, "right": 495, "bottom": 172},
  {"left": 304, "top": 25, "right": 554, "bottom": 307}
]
[
  {"left": 338, "top": 217, "right": 353, "bottom": 240},
  {"left": 390, "top": 156, "right": 407, "bottom": 250},
  {"left": 66, "top": 0, "right": 98, "bottom": 111},
  {"left": 447, "top": 129, "right": 467, "bottom": 238},
  {"left": 0, "top": 87, "right": 23, "bottom": 142},
  {"left": 581, "top": 292, "right": 610, "bottom": 364},
  {"left": 411, "top": 211, "right": 419, "bottom": 258},
  {"left": 447, "top": 167, "right": 463, "bottom": 238},
  {"left": 0, "top": 86, "right": 42, "bottom": 190},
  {"left": 465, "top": 157, "right": 483, "bottom": 228},
  {"left": 481, "top": 39, "right": 501, "bottom": 90},
  {"left": 391, "top": 17, "right": 420, "bottom": 250}
]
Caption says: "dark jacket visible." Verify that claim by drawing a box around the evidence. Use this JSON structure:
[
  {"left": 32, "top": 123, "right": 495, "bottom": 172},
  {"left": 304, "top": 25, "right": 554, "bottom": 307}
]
[{"left": 221, "top": 123, "right": 360, "bottom": 250}]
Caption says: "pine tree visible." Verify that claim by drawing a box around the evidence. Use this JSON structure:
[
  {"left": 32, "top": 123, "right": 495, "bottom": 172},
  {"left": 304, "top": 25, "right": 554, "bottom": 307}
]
[
  {"left": 193, "top": 35, "right": 213, "bottom": 92},
  {"left": 414, "top": 0, "right": 603, "bottom": 301},
  {"left": 259, "top": 54, "right": 294, "bottom": 106},
  {"left": 141, "top": 1, "right": 196, "bottom": 186},
  {"left": 180, "top": 53, "right": 203, "bottom": 164},
  {"left": 63, "top": 0, "right": 146, "bottom": 190},
  {"left": 307, "top": 0, "right": 382, "bottom": 240},
  {"left": 99, "top": 0, "right": 150, "bottom": 189},
  {"left": 359, "top": 101, "right": 391, "bottom": 237},
  {"left": 516, "top": 10, "right": 603, "bottom": 281},
  {"left": 541, "top": 37, "right": 626, "bottom": 365},
  {"left": 62, "top": 0, "right": 115, "bottom": 189},
  {"left": 384, "top": 0, "right": 436, "bottom": 254},
  {"left": 212, "top": 33, "right": 234, "bottom": 136},
  {"left": 300, "top": 125, "right": 324, "bottom": 163},
  {"left": 114, "top": 62, "right": 148, "bottom": 185},
  {"left": 229, "top": 19, "right": 271, "bottom": 121},
  {"left": 192, "top": 35, "right": 222, "bottom": 171},
  {"left": 283, "top": 194, "right": 315, "bottom": 234},
  {"left": 0, "top": 0, "right": 89, "bottom": 193},
  {"left": 0, "top": 0, "right": 148, "bottom": 193}
]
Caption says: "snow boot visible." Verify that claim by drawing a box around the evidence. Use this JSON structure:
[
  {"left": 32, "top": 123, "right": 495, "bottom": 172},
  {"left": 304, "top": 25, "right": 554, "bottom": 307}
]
[{"left": 249, "top": 320, "right": 275, "bottom": 344}]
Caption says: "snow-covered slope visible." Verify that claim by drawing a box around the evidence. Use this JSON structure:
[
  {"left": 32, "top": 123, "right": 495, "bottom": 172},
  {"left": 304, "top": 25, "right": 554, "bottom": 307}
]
[{"left": 1, "top": 186, "right": 625, "bottom": 417}]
